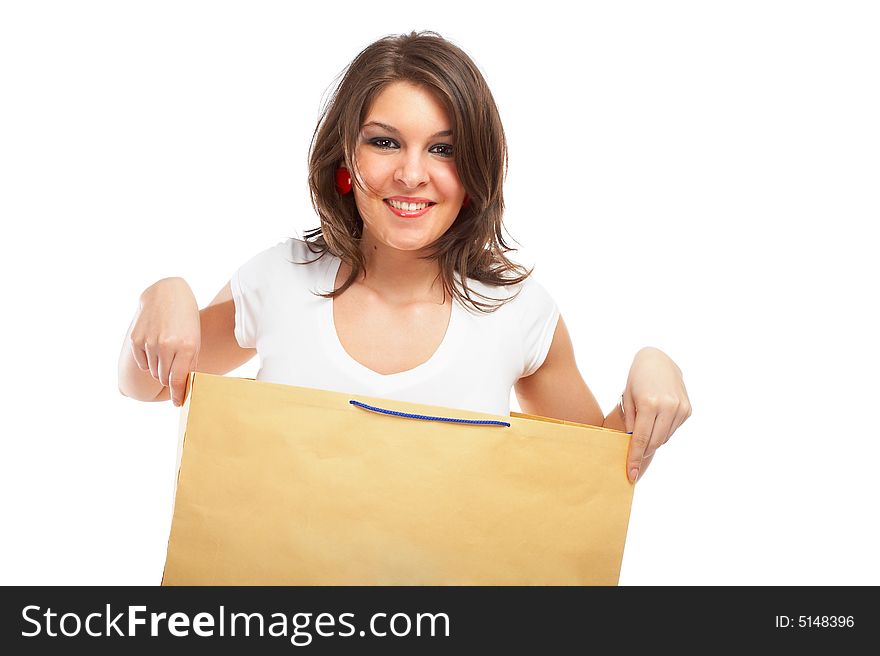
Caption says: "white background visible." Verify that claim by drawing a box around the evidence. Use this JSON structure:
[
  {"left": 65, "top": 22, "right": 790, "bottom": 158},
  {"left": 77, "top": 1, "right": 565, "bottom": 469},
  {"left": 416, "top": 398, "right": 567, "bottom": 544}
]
[{"left": 1, "top": 0, "right": 877, "bottom": 585}]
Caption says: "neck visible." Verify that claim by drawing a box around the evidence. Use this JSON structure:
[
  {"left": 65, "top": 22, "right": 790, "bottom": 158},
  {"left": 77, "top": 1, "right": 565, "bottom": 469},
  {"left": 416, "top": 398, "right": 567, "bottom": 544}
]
[{"left": 349, "top": 230, "right": 447, "bottom": 305}]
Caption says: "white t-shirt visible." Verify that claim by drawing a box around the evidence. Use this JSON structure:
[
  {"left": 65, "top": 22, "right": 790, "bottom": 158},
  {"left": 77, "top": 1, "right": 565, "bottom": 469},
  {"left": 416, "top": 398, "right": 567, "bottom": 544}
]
[{"left": 230, "top": 238, "right": 560, "bottom": 417}]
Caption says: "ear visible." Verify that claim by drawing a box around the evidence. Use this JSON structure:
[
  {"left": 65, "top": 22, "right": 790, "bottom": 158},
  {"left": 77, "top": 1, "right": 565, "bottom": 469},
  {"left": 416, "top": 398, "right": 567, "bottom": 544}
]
[{"left": 335, "top": 166, "right": 352, "bottom": 195}]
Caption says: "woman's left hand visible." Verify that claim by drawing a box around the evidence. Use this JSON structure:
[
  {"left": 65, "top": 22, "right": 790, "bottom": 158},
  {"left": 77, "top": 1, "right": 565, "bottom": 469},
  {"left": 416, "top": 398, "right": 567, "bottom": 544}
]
[{"left": 623, "top": 347, "right": 692, "bottom": 483}]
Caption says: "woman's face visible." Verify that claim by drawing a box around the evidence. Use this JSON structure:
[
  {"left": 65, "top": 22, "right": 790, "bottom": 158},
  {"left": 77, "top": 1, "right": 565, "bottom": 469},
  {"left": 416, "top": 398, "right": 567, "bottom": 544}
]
[{"left": 352, "top": 81, "right": 466, "bottom": 253}]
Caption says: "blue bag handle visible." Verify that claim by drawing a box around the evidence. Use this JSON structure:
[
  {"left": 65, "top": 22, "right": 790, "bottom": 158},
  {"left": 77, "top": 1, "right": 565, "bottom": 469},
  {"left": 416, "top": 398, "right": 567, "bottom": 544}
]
[{"left": 349, "top": 400, "right": 511, "bottom": 427}]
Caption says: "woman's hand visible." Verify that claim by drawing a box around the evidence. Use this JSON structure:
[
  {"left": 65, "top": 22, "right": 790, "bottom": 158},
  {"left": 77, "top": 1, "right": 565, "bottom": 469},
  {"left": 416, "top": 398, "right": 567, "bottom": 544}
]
[
  {"left": 623, "top": 347, "right": 692, "bottom": 483},
  {"left": 130, "top": 278, "right": 201, "bottom": 406}
]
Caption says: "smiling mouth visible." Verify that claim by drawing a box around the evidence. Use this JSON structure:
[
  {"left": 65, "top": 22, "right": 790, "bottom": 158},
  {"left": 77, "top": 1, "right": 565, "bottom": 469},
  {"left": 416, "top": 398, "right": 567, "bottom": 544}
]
[{"left": 384, "top": 199, "right": 436, "bottom": 218}]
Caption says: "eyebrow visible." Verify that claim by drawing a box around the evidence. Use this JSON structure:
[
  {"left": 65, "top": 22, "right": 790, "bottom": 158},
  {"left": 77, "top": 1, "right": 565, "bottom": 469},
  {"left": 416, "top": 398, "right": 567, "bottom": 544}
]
[{"left": 361, "top": 121, "right": 452, "bottom": 138}]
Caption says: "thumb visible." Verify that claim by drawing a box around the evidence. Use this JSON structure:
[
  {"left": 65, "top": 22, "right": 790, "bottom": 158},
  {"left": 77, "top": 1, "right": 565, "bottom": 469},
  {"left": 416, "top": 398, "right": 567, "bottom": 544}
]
[
  {"left": 623, "top": 388, "right": 636, "bottom": 435},
  {"left": 169, "top": 353, "right": 194, "bottom": 407}
]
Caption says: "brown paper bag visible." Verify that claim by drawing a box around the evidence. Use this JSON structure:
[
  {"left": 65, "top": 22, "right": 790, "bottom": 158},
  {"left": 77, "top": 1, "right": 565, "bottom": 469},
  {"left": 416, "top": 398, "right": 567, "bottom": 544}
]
[{"left": 161, "top": 372, "right": 635, "bottom": 585}]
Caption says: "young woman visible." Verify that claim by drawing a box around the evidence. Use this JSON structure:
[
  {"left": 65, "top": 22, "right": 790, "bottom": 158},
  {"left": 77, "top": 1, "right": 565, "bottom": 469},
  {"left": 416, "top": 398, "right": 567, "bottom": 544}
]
[{"left": 117, "top": 31, "right": 691, "bottom": 484}]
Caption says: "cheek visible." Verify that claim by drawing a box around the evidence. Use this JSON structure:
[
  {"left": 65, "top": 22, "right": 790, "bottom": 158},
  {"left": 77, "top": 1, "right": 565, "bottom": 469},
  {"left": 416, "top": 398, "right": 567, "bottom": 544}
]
[
  {"left": 433, "top": 165, "right": 464, "bottom": 197},
  {"left": 354, "top": 152, "right": 392, "bottom": 193}
]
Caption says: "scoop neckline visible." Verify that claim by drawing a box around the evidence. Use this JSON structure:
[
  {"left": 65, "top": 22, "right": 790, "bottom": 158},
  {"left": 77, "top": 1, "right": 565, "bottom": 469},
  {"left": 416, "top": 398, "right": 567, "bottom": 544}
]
[{"left": 321, "top": 255, "right": 461, "bottom": 384}]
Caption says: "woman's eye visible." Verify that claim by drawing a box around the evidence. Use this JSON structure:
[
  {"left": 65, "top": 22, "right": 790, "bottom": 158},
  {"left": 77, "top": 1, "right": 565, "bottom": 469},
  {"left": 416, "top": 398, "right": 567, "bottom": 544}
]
[
  {"left": 370, "top": 138, "right": 398, "bottom": 150},
  {"left": 367, "top": 138, "right": 453, "bottom": 158},
  {"left": 430, "top": 144, "right": 455, "bottom": 158}
]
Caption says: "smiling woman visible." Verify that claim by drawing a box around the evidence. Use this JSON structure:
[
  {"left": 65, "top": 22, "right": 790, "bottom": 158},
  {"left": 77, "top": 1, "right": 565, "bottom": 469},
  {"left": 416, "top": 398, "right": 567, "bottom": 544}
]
[
  {"left": 118, "top": 30, "right": 691, "bottom": 485},
  {"left": 305, "top": 31, "right": 527, "bottom": 311}
]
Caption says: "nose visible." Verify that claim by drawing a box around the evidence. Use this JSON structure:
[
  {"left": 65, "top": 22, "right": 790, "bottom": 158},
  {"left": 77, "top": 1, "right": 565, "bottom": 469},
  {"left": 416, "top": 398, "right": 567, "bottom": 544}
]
[{"left": 393, "top": 149, "right": 430, "bottom": 189}]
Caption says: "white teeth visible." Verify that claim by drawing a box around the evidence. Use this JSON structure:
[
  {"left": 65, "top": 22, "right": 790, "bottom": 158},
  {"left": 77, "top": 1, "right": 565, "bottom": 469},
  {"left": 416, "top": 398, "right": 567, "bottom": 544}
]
[{"left": 388, "top": 200, "right": 430, "bottom": 211}]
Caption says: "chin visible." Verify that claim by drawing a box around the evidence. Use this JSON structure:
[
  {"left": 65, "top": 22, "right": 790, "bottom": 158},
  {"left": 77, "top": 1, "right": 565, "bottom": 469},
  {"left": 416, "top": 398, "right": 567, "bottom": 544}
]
[
  {"left": 364, "top": 219, "right": 441, "bottom": 252},
  {"left": 382, "top": 233, "right": 435, "bottom": 252}
]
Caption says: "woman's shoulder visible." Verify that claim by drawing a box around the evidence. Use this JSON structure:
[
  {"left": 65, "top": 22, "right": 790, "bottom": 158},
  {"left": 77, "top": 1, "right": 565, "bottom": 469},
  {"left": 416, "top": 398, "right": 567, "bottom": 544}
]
[
  {"left": 456, "top": 270, "right": 556, "bottom": 317},
  {"left": 233, "top": 237, "right": 334, "bottom": 291},
  {"left": 239, "top": 236, "right": 335, "bottom": 268},
  {"left": 276, "top": 236, "right": 334, "bottom": 265}
]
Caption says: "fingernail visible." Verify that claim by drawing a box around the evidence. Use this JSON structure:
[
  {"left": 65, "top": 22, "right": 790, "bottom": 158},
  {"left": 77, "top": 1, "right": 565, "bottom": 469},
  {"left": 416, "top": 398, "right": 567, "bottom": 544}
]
[{"left": 629, "top": 467, "right": 639, "bottom": 483}]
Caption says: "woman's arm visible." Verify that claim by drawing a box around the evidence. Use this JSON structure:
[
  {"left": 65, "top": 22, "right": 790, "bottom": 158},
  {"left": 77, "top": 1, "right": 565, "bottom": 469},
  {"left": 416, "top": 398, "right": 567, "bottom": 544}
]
[
  {"left": 513, "top": 315, "right": 605, "bottom": 427},
  {"left": 118, "top": 280, "right": 256, "bottom": 404},
  {"left": 514, "top": 317, "right": 690, "bottom": 483}
]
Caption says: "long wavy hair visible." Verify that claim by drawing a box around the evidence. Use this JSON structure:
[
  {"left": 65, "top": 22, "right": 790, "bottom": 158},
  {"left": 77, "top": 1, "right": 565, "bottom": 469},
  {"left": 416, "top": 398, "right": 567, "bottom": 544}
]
[{"left": 303, "top": 30, "right": 532, "bottom": 312}]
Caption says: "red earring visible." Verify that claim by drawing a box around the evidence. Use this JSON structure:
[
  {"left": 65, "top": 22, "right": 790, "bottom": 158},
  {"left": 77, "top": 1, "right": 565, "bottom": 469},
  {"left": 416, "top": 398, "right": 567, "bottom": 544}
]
[
  {"left": 335, "top": 167, "right": 352, "bottom": 195},
  {"left": 462, "top": 194, "right": 471, "bottom": 209}
]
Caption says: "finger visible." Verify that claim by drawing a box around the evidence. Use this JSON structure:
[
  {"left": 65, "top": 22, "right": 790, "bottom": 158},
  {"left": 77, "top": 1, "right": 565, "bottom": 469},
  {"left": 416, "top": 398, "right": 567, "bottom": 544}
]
[
  {"left": 636, "top": 451, "right": 655, "bottom": 481},
  {"left": 157, "top": 342, "right": 173, "bottom": 388},
  {"left": 169, "top": 350, "right": 195, "bottom": 407},
  {"left": 664, "top": 414, "right": 684, "bottom": 445},
  {"left": 131, "top": 340, "right": 149, "bottom": 371},
  {"left": 644, "top": 411, "right": 675, "bottom": 460},
  {"left": 144, "top": 341, "right": 159, "bottom": 380},
  {"left": 627, "top": 407, "right": 657, "bottom": 484},
  {"left": 663, "top": 402, "right": 692, "bottom": 445}
]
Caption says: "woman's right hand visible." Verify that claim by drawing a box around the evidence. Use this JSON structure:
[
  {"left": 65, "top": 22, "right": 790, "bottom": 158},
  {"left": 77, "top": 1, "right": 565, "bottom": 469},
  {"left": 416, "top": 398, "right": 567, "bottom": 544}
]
[{"left": 130, "top": 277, "right": 201, "bottom": 406}]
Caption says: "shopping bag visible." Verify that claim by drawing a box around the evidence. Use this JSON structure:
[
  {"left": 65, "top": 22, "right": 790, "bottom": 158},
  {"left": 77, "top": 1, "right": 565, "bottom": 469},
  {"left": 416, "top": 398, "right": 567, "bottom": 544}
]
[{"left": 161, "top": 372, "right": 635, "bottom": 585}]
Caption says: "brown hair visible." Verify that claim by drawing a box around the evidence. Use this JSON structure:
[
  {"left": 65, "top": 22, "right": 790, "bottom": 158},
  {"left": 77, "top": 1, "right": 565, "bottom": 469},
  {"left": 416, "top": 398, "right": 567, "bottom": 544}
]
[{"left": 303, "top": 30, "right": 532, "bottom": 312}]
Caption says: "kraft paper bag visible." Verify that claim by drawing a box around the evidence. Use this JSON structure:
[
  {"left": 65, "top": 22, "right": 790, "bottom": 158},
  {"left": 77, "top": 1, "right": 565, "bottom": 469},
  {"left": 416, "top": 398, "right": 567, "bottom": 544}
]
[{"left": 161, "top": 372, "right": 635, "bottom": 585}]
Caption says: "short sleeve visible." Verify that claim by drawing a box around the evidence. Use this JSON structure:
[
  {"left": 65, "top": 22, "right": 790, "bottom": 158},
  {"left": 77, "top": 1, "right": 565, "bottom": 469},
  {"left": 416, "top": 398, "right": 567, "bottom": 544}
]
[
  {"left": 229, "top": 241, "right": 287, "bottom": 349},
  {"left": 519, "top": 277, "right": 561, "bottom": 378}
]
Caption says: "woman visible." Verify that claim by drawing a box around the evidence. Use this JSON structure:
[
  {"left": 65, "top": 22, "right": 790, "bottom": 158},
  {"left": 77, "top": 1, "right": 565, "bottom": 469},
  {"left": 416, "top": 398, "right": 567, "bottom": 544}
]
[{"left": 117, "top": 31, "right": 691, "bottom": 484}]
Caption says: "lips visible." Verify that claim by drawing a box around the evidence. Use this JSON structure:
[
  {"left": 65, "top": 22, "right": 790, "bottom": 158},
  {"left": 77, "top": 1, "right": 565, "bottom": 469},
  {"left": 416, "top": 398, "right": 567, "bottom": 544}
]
[{"left": 383, "top": 199, "right": 436, "bottom": 218}]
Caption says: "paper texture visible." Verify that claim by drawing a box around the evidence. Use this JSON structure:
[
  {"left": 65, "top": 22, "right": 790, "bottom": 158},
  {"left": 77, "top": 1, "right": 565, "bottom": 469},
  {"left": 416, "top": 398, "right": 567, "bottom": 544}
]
[{"left": 162, "top": 373, "right": 635, "bottom": 585}]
